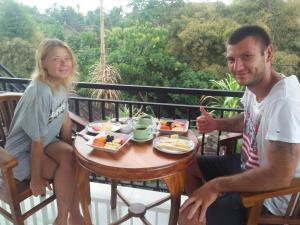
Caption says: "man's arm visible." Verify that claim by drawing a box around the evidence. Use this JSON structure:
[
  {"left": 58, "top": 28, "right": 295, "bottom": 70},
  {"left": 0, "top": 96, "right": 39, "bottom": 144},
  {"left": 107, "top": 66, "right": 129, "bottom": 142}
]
[
  {"left": 181, "top": 141, "right": 300, "bottom": 222},
  {"left": 214, "top": 113, "right": 244, "bottom": 133},
  {"left": 213, "top": 141, "right": 300, "bottom": 192},
  {"left": 197, "top": 106, "right": 244, "bottom": 133}
]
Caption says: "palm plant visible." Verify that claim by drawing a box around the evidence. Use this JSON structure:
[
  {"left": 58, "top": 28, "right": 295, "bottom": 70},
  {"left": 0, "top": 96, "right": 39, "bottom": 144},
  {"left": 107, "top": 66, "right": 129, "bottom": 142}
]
[
  {"left": 202, "top": 73, "right": 244, "bottom": 118},
  {"left": 89, "top": 0, "right": 121, "bottom": 106}
]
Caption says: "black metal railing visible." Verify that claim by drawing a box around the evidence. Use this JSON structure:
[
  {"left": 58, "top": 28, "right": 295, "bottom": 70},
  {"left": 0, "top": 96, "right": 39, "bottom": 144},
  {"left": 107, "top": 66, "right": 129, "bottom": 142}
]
[{"left": 0, "top": 76, "right": 244, "bottom": 192}]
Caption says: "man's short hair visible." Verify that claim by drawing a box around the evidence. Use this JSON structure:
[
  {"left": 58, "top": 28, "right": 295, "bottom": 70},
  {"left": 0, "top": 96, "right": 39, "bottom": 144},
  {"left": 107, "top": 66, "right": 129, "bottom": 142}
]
[{"left": 227, "top": 25, "right": 271, "bottom": 50}]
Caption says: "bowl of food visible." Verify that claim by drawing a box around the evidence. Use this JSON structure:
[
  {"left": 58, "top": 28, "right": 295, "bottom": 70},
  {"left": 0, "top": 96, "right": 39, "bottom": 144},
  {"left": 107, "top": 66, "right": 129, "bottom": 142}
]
[
  {"left": 87, "top": 131, "right": 131, "bottom": 153},
  {"left": 158, "top": 119, "right": 189, "bottom": 135}
]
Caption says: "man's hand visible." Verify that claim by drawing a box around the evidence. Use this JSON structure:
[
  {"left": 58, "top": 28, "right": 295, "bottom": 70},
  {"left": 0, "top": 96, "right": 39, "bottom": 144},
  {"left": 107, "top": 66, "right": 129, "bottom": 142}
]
[
  {"left": 30, "top": 177, "right": 52, "bottom": 196},
  {"left": 179, "top": 182, "right": 219, "bottom": 223},
  {"left": 197, "top": 106, "right": 217, "bottom": 133}
]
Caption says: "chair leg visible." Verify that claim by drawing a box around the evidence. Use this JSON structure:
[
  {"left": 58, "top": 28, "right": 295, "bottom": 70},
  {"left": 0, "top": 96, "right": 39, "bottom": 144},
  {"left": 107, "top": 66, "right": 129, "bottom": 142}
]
[
  {"left": 246, "top": 202, "right": 263, "bottom": 225},
  {"left": 9, "top": 203, "right": 25, "bottom": 225},
  {"left": 1, "top": 170, "right": 25, "bottom": 225}
]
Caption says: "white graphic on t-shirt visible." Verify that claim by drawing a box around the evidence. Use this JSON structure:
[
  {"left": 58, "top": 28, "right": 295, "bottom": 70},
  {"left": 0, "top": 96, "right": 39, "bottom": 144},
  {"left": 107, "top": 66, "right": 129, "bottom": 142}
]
[{"left": 48, "top": 100, "right": 66, "bottom": 123}]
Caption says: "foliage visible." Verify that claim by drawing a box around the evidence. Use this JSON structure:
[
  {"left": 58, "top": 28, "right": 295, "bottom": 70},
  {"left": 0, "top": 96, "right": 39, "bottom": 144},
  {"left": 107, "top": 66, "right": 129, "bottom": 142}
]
[
  {"left": 0, "top": 38, "right": 35, "bottom": 78},
  {"left": 226, "top": 0, "right": 300, "bottom": 56},
  {"left": 273, "top": 51, "right": 299, "bottom": 75},
  {"left": 127, "top": 0, "right": 185, "bottom": 26},
  {"left": 0, "top": 0, "right": 41, "bottom": 43},
  {"left": 45, "top": 5, "right": 85, "bottom": 32},
  {"left": 207, "top": 74, "right": 244, "bottom": 117},
  {"left": 167, "top": 5, "right": 239, "bottom": 74},
  {"left": 0, "top": 0, "right": 299, "bottom": 112}
]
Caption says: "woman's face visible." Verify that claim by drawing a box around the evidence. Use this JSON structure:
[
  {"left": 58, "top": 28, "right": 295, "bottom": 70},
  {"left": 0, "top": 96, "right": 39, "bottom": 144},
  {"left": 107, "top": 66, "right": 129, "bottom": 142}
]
[{"left": 43, "top": 46, "right": 73, "bottom": 81}]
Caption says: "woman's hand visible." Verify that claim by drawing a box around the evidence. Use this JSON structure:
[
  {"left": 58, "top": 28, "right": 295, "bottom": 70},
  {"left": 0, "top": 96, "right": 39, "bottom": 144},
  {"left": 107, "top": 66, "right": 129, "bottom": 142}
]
[
  {"left": 30, "top": 177, "right": 52, "bottom": 196},
  {"left": 196, "top": 106, "right": 217, "bottom": 133}
]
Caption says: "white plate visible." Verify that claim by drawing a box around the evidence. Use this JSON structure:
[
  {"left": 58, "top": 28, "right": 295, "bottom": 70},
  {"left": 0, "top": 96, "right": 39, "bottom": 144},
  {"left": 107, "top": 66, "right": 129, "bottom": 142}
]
[
  {"left": 158, "top": 119, "right": 189, "bottom": 135},
  {"left": 153, "top": 136, "right": 195, "bottom": 154},
  {"left": 87, "top": 131, "right": 131, "bottom": 153},
  {"left": 131, "top": 134, "right": 154, "bottom": 143},
  {"left": 86, "top": 121, "right": 121, "bottom": 134}
]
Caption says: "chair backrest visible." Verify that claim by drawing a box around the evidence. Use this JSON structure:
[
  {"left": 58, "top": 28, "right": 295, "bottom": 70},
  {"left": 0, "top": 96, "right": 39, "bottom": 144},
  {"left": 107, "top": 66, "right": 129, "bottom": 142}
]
[
  {"left": 243, "top": 178, "right": 300, "bottom": 225},
  {"left": 0, "top": 92, "right": 22, "bottom": 147},
  {"left": 0, "top": 92, "right": 57, "bottom": 225}
]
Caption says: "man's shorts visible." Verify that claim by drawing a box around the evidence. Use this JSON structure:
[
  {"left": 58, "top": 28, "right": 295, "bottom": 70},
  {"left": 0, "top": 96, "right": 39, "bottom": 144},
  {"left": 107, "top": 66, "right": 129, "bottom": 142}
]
[
  {"left": 195, "top": 154, "right": 275, "bottom": 225},
  {"left": 196, "top": 154, "right": 243, "bottom": 181},
  {"left": 196, "top": 154, "right": 247, "bottom": 225}
]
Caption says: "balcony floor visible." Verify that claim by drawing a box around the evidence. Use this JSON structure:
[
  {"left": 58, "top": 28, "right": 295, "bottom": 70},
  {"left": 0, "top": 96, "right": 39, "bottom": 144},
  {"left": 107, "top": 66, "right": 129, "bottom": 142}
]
[{"left": 0, "top": 182, "right": 188, "bottom": 225}]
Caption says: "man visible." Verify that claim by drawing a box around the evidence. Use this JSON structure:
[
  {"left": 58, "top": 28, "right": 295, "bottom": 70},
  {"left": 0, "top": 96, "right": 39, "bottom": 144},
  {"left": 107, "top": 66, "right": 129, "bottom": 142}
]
[{"left": 178, "top": 25, "right": 300, "bottom": 225}]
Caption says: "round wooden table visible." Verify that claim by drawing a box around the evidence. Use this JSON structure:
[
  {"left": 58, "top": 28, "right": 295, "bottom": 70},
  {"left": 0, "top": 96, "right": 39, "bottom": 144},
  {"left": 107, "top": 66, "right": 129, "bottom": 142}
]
[{"left": 74, "top": 130, "right": 199, "bottom": 225}]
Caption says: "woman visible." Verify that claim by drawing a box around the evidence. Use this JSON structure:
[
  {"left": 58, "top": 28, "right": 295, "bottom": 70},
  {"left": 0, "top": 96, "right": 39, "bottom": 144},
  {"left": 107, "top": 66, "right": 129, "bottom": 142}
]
[{"left": 5, "top": 39, "right": 86, "bottom": 225}]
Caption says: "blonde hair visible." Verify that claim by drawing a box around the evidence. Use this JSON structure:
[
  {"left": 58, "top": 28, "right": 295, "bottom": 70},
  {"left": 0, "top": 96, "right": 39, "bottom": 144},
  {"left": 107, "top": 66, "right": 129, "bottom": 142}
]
[{"left": 32, "top": 39, "right": 77, "bottom": 91}]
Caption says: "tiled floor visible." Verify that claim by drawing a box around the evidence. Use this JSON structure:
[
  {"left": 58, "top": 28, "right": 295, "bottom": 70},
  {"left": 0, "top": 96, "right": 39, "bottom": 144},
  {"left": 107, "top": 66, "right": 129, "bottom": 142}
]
[{"left": 0, "top": 182, "right": 187, "bottom": 225}]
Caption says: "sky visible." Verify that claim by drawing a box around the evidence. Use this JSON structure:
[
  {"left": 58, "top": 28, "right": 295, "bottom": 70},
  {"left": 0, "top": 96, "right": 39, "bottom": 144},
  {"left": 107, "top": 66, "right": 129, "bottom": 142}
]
[
  {"left": 16, "top": 0, "right": 232, "bottom": 14},
  {"left": 17, "top": 0, "right": 126, "bottom": 13}
]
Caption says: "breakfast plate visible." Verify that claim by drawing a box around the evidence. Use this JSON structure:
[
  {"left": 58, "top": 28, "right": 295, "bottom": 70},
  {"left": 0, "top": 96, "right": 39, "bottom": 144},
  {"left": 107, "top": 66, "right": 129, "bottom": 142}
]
[
  {"left": 153, "top": 135, "right": 195, "bottom": 154},
  {"left": 87, "top": 131, "right": 131, "bottom": 153},
  {"left": 157, "top": 119, "right": 189, "bottom": 135},
  {"left": 86, "top": 121, "right": 121, "bottom": 134}
]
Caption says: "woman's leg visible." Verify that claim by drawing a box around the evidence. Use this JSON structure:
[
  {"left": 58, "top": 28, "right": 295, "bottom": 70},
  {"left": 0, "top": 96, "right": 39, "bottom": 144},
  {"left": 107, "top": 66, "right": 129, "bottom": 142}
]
[
  {"left": 43, "top": 140, "right": 85, "bottom": 225},
  {"left": 185, "top": 157, "right": 205, "bottom": 195}
]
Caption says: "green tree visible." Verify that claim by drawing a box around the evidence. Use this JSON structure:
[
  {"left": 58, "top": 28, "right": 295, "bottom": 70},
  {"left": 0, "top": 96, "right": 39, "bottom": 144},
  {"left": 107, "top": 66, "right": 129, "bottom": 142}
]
[
  {"left": 127, "top": 0, "right": 185, "bottom": 25},
  {"left": 168, "top": 17, "right": 238, "bottom": 75},
  {"left": 0, "top": 38, "right": 35, "bottom": 78},
  {"left": 45, "top": 5, "right": 85, "bottom": 32},
  {"left": 273, "top": 51, "right": 299, "bottom": 75},
  {"left": 0, "top": 0, "right": 40, "bottom": 43}
]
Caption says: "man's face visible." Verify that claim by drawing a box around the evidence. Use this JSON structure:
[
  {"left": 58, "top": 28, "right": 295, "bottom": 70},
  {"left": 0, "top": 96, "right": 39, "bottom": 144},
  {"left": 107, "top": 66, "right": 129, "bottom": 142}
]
[{"left": 226, "top": 36, "right": 271, "bottom": 87}]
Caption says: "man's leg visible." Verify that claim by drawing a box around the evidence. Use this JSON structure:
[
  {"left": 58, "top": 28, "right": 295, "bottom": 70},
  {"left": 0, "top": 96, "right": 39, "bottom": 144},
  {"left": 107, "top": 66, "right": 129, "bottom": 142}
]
[
  {"left": 181, "top": 154, "right": 244, "bottom": 225},
  {"left": 179, "top": 192, "right": 247, "bottom": 225},
  {"left": 185, "top": 154, "right": 242, "bottom": 195}
]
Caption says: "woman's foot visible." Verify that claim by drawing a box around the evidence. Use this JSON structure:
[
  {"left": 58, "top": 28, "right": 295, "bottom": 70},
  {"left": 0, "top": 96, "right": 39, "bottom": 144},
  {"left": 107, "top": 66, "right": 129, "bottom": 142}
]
[
  {"left": 53, "top": 216, "right": 68, "bottom": 225},
  {"left": 68, "top": 215, "right": 86, "bottom": 225}
]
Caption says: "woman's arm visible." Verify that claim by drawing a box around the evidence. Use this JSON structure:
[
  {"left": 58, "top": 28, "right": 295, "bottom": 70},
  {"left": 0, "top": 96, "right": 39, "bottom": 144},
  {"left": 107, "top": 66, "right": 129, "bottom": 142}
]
[{"left": 60, "top": 112, "right": 72, "bottom": 144}]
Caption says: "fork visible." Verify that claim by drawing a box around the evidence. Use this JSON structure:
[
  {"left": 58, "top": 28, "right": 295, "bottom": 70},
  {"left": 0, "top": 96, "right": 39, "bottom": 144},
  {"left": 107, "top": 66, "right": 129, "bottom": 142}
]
[{"left": 76, "top": 132, "right": 91, "bottom": 141}]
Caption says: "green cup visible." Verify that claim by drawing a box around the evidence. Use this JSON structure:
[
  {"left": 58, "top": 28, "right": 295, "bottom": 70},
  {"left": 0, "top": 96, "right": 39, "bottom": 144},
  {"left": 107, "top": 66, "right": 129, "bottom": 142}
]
[
  {"left": 133, "top": 125, "right": 151, "bottom": 140},
  {"left": 137, "top": 115, "right": 153, "bottom": 126}
]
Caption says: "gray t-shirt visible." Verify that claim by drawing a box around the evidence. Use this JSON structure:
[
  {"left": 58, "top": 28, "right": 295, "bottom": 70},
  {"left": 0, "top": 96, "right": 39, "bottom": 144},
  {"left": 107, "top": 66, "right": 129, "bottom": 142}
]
[{"left": 5, "top": 80, "right": 68, "bottom": 181}]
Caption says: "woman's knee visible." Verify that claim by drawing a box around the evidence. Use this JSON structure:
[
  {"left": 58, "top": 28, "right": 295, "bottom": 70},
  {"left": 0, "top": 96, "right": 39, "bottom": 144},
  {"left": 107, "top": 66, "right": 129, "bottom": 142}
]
[
  {"left": 46, "top": 141, "right": 76, "bottom": 165},
  {"left": 186, "top": 157, "right": 203, "bottom": 178}
]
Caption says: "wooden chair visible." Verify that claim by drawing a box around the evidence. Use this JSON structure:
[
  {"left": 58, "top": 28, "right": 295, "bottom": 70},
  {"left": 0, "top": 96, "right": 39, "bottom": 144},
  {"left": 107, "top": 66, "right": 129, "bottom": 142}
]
[
  {"left": 242, "top": 178, "right": 300, "bottom": 225},
  {"left": 219, "top": 132, "right": 242, "bottom": 155},
  {"left": 0, "top": 92, "right": 88, "bottom": 225}
]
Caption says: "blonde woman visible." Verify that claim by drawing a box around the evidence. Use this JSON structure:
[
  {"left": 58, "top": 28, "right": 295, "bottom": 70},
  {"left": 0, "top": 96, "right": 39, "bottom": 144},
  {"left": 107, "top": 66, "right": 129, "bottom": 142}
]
[{"left": 5, "top": 39, "right": 86, "bottom": 225}]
